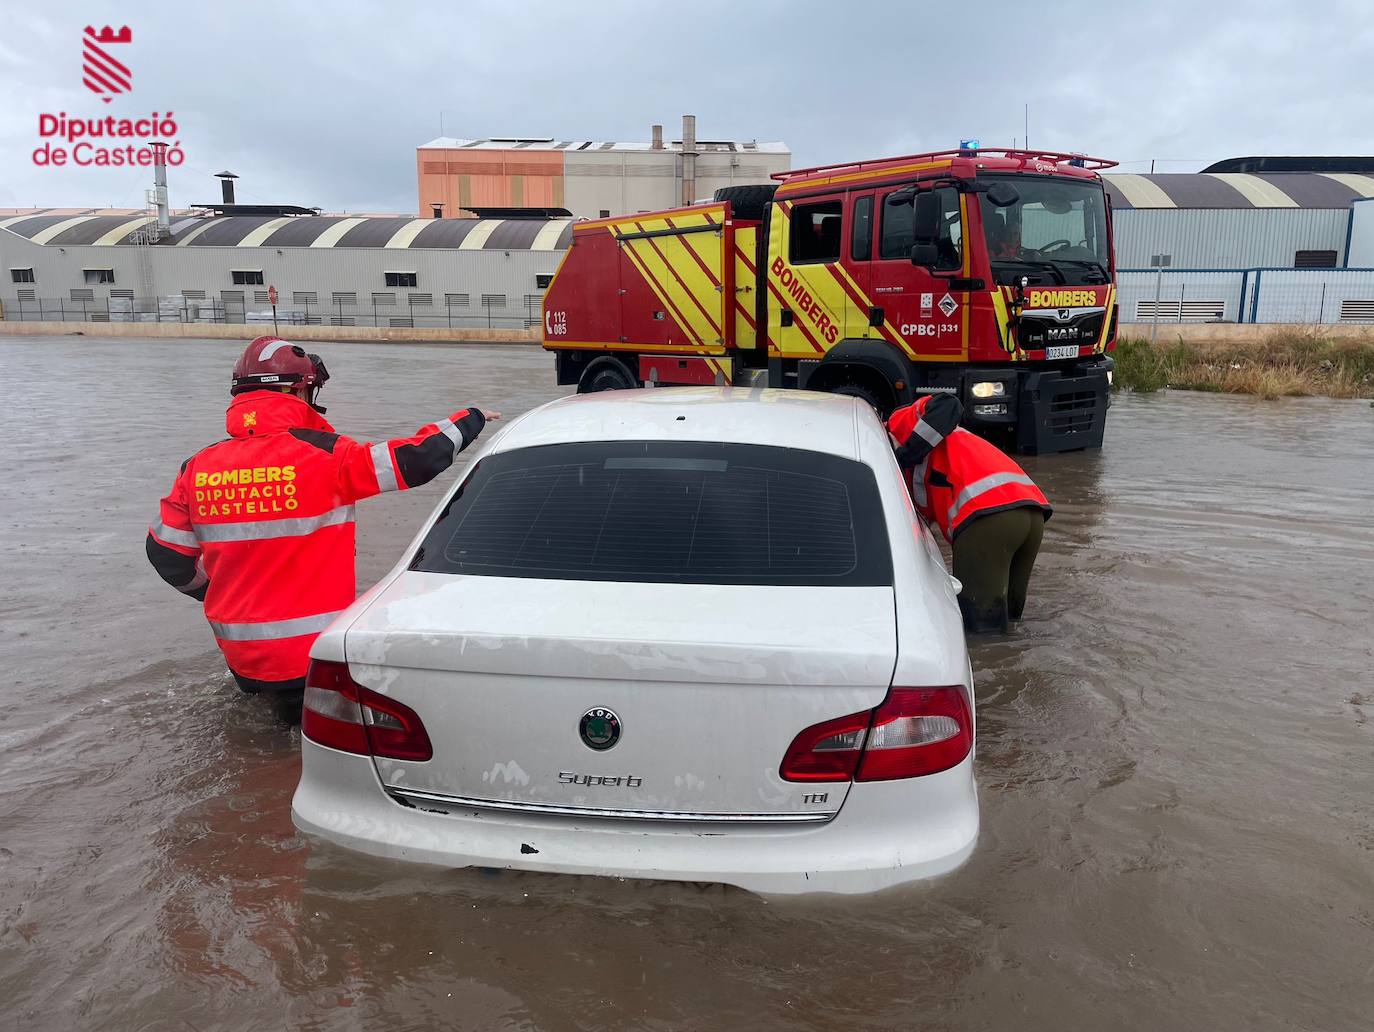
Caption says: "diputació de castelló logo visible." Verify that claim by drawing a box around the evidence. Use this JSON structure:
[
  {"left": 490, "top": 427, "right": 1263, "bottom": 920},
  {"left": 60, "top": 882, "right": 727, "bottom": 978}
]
[{"left": 32, "top": 23, "right": 186, "bottom": 169}]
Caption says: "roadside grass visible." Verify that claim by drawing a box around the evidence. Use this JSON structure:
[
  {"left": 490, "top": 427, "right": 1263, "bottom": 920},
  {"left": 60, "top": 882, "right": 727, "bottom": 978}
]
[{"left": 1113, "top": 331, "right": 1374, "bottom": 399}]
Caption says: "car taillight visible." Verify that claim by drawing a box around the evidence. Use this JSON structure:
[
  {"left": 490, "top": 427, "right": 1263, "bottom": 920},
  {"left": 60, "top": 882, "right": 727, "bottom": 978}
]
[
  {"left": 302, "top": 659, "right": 433, "bottom": 761},
  {"left": 856, "top": 687, "right": 972, "bottom": 781},
  {"left": 779, "top": 686, "right": 971, "bottom": 783},
  {"left": 778, "top": 710, "right": 871, "bottom": 781}
]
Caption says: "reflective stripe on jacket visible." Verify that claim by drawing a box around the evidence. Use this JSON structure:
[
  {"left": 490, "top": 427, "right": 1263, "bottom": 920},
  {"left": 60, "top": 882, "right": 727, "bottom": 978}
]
[
  {"left": 887, "top": 395, "right": 1050, "bottom": 542},
  {"left": 145, "top": 390, "right": 486, "bottom": 683}
]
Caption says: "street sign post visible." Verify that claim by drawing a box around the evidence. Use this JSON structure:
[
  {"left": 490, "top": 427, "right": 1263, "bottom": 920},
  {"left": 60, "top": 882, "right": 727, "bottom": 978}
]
[{"left": 268, "top": 285, "right": 279, "bottom": 335}]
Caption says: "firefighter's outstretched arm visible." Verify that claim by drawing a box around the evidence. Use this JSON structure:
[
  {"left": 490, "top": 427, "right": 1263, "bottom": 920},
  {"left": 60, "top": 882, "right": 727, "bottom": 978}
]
[
  {"left": 336, "top": 407, "right": 496, "bottom": 503},
  {"left": 146, "top": 461, "right": 208, "bottom": 602},
  {"left": 890, "top": 395, "right": 963, "bottom": 466}
]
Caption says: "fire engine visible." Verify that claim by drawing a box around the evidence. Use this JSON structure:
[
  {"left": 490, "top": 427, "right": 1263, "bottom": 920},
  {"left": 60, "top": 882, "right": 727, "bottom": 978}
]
[{"left": 542, "top": 148, "right": 1119, "bottom": 453}]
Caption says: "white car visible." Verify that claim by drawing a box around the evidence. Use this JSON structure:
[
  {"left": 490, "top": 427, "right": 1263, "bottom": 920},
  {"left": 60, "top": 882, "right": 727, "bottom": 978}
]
[{"left": 291, "top": 388, "right": 977, "bottom": 895}]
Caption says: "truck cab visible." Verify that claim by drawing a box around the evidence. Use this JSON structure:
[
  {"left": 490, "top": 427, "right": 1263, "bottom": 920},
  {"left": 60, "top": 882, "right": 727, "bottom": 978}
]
[{"left": 762, "top": 151, "right": 1117, "bottom": 452}]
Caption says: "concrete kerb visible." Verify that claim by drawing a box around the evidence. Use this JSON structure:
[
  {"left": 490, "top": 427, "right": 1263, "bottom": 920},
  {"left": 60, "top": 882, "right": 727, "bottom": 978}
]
[{"left": 0, "top": 321, "right": 541, "bottom": 345}]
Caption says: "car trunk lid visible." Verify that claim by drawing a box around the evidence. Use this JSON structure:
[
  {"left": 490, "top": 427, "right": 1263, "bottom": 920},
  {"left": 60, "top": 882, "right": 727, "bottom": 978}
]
[{"left": 344, "top": 572, "right": 896, "bottom": 822}]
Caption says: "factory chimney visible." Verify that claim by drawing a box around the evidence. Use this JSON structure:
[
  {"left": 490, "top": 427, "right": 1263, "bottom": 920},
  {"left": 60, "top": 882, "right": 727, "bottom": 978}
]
[
  {"left": 651, "top": 124, "right": 663, "bottom": 151},
  {"left": 215, "top": 171, "right": 238, "bottom": 205},
  {"left": 681, "top": 114, "right": 697, "bottom": 206},
  {"left": 149, "top": 142, "right": 171, "bottom": 238}
]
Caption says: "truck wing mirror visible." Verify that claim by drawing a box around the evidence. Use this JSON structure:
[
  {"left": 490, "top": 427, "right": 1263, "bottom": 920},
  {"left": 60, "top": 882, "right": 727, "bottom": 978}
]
[
  {"left": 909, "top": 193, "right": 943, "bottom": 267},
  {"left": 912, "top": 192, "right": 941, "bottom": 242},
  {"left": 910, "top": 243, "right": 940, "bottom": 266},
  {"left": 886, "top": 187, "right": 916, "bottom": 206}
]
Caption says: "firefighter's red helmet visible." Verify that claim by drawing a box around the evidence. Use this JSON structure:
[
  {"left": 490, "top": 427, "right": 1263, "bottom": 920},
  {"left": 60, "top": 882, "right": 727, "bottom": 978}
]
[{"left": 230, "top": 336, "right": 330, "bottom": 401}]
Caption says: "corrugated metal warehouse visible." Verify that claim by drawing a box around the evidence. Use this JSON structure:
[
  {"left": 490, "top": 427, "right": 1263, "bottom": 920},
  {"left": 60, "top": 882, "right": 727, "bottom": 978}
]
[
  {"left": 1104, "top": 168, "right": 1374, "bottom": 269},
  {"left": 0, "top": 208, "right": 572, "bottom": 328},
  {"left": 1105, "top": 159, "right": 1374, "bottom": 323}
]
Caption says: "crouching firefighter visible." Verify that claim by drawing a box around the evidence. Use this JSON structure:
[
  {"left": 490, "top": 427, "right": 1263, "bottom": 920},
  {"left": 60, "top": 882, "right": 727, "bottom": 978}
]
[
  {"left": 145, "top": 336, "right": 499, "bottom": 715},
  {"left": 887, "top": 395, "right": 1051, "bottom": 633}
]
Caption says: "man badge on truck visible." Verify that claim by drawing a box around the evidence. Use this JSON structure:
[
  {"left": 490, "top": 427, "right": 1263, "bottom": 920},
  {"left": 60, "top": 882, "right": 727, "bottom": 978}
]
[{"left": 939, "top": 293, "right": 958, "bottom": 318}]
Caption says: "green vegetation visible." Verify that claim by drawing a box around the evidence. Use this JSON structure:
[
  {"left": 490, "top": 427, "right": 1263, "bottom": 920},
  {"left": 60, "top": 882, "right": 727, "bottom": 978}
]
[{"left": 1113, "top": 331, "right": 1374, "bottom": 400}]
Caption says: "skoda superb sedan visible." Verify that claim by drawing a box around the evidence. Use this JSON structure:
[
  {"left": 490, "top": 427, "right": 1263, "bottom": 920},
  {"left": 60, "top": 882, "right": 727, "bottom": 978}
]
[{"left": 291, "top": 388, "right": 977, "bottom": 895}]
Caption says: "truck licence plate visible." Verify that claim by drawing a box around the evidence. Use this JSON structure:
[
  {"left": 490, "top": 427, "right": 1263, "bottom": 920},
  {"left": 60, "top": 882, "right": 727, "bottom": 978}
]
[{"left": 1045, "top": 345, "right": 1080, "bottom": 361}]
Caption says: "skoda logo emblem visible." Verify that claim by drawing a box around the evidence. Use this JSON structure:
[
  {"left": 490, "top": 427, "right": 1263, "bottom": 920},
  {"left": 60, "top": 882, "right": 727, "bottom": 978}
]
[{"left": 579, "top": 707, "right": 621, "bottom": 751}]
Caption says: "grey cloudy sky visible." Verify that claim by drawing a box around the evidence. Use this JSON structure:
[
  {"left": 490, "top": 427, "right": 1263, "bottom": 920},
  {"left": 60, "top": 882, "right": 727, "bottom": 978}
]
[{"left": 3, "top": 0, "right": 1371, "bottom": 212}]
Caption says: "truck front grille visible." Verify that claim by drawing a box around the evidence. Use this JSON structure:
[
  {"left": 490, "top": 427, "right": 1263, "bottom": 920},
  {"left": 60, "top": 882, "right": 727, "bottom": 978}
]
[{"left": 1047, "top": 389, "right": 1101, "bottom": 436}]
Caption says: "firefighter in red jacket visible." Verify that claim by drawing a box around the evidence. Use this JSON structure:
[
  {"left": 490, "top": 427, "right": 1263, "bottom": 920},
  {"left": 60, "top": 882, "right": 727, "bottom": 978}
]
[
  {"left": 146, "top": 337, "right": 499, "bottom": 713},
  {"left": 887, "top": 394, "right": 1050, "bottom": 633}
]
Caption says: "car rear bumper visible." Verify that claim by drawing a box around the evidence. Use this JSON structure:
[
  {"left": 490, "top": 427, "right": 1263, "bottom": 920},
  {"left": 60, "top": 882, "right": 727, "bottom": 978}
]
[{"left": 292, "top": 738, "right": 979, "bottom": 896}]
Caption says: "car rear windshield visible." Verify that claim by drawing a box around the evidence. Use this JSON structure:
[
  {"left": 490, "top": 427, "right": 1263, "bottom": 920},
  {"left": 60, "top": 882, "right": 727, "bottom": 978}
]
[{"left": 411, "top": 441, "right": 893, "bottom": 586}]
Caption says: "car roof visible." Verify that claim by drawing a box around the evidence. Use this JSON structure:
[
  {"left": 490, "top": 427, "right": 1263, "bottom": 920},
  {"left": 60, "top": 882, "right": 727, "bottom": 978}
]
[{"left": 491, "top": 387, "right": 869, "bottom": 460}]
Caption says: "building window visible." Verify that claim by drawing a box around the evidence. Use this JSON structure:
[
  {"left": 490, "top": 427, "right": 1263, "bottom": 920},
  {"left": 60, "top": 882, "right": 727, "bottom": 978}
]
[
  {"left": 181, "top": 289, "right": 207, "bottom": 300},
  {"left": 384, "top": 271, "right": 418, "bottom": 288},
  {"left": 16, "top": 289, "right": 35, "bottom": 301},
  {"left": 332, "top": 291, "right": 356, "bottom": 305},
  {"left": 445, "top": 293, "right": 469, "bottom": 307},
  {"left": 254, "top": 290, "right": 272, "bottom": 304},
  {"left": 293, "top": 291, "right": 318, "bottom": 304},
  {"left": 83, "top": 268, "right": 116, "bottom": 285},
  {"left": 10, "top": 268, "right": 34, "bottom": 284},
  {"left": 221, "top": 290, "right": 245, "bottom": 302},
  {"left": 70, "top": 288, "right": 95, "bottom": 301},
  {"left": 536, "top": 274, "right": 554, "bottom": 289},
  {"left": 109, "top": 289, "right": 134, "bottom": 299},
  {"left": 481, "top": 294, "right": 506, "bottom": 308},
  {"left": 372, "top": 292, "right": 397, "bottom": 305},
  {"left": 789, "top": 201, "right": 843, "bottom": 264},
  {"left": 231, "top": 270, "right": 265, "bottom": 285},
  {"left": 1294, "top": 249, "right": 1337, "bottom": 269},
  {"left": 599, "top": 209, "right": 611, "bottom": 219},
  {"left": 408, "top": 292, "right": 433, "bottom": 306}
]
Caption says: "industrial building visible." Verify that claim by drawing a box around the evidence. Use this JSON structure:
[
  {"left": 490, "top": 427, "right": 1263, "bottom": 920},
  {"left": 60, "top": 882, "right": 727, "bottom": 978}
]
[
  {"left": 416, "top": 116, "right": 790, "bottom": 219},
  {"left": 0, "top": 203, "right": 572, "bottom": 329},
  {"left": 1105, "top": 159, "right": 1374, "bottom": 323}
]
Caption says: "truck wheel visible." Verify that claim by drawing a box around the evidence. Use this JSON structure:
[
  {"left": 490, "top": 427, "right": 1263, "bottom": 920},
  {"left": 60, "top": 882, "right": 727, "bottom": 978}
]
[
  {"left": 712, "top": 184, "right": 778, "bottom": 221},
  {"left": 578, "top": 356, "right": 637, "bottom": 393},
  {"left": 831, "top": 381, "right": 891, "bottom": 417}
]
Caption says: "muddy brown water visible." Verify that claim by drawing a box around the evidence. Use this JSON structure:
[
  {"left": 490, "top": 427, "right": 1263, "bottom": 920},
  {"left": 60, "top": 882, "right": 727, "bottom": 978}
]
[{"left": 1, "top": 335, "right": 1371, "bottom": 1031}]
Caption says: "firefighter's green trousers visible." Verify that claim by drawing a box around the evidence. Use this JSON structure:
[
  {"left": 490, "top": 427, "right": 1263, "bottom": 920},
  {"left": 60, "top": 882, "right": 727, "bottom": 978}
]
[{"left": 951, "top": 507, "right": 1046, "bottom": 634}]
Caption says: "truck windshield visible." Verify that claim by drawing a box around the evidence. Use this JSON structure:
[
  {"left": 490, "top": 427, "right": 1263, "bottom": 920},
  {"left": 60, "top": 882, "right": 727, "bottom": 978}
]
[{"left": 979, "top": 176, "right": 1111, "bottom": 287}]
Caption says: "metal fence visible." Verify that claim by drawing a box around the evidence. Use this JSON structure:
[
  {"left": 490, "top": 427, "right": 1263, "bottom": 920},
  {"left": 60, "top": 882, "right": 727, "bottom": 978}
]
[
  {"left": 1118, "top": 268, "right": 1374, "bottom": 325},
  {"left": 0, "top": 293, "right": 546, "bottom": 330}
]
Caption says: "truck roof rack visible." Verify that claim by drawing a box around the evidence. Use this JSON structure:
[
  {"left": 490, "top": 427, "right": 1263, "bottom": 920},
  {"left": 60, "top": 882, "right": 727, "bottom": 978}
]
[{"left": 775, "top": 148, "right": 1118, "bottom": 181}]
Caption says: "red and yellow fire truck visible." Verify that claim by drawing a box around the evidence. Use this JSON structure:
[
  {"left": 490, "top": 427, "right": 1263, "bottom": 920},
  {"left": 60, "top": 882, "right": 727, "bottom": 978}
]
[{"left": 542, "top": 148, "right": 1119, "bottom": 453}]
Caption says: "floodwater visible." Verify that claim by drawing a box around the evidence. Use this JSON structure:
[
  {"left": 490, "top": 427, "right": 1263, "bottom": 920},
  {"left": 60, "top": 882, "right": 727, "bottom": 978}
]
[{"left": 2, "top": 335, "right": 1372, "bottom": 1032}]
